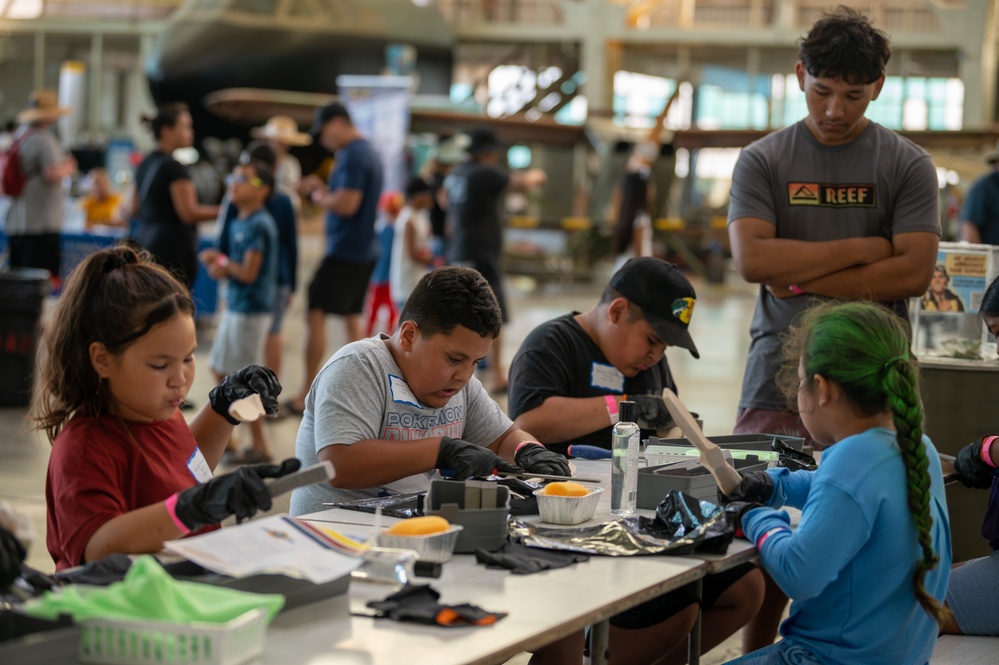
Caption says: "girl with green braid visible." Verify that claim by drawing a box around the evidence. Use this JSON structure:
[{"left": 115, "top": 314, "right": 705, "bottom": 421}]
[{"left": 725, "top": 301, "right": 951, "bottom": 665}]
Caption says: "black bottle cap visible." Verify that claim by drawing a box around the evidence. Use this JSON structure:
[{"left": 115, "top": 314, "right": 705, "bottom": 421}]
[{"left": 619, "top": 400, "right": 636, "bottom": 424}]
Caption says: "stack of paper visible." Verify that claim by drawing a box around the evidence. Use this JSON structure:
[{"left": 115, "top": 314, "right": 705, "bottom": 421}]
[{"left": 165, "top": 514, "right": 362, "bottom": 584}]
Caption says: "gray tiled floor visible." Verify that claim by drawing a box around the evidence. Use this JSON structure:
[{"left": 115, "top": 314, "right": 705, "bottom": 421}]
[{"left": 0, "top": 238, "right": 759, "bottom": 664}]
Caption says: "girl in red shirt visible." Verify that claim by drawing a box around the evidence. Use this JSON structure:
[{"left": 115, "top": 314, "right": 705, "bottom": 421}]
[{"left": 34, "top": 244, "right": 297, "bottom": 570}]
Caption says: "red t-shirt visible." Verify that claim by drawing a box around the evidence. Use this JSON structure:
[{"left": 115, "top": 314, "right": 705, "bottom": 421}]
[{"left": 46, "top": 411, "right": 218, "bottom": 571}]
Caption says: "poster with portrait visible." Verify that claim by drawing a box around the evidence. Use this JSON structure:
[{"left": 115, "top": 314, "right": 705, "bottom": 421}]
[{"left": 920, "top": 250, "right": 988, "bottom": 314}]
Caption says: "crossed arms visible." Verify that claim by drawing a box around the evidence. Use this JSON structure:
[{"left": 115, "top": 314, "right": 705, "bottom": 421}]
[{"left": 729, "top": 217, "right": 938, "bottom": 301}]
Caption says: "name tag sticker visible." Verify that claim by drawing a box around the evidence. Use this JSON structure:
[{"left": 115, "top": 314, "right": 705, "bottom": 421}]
[
  {"left": 591, "top": 362, "right": 625, "bottom": 392},
  {"left": 389, "top": 374, "right": 424, "bottom": 409},
  {"left": 187, "top": 447, "right": 214, "bottom": 483}
]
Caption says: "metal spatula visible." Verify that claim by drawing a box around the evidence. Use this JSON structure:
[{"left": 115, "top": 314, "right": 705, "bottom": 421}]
[{"left": 660, "top": 388, "right": 743, "bottom": 496}]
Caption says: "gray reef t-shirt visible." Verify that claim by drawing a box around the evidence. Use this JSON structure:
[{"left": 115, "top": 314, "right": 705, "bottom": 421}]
[
  {"left": 4, "top": 128, "right": 65, "bottom": 235},
  {"left": 289, "top": 335, "right": 513, "bottom": 516},
  {"left": 727, "top": 121, "right": 940, "bottom": 411}
]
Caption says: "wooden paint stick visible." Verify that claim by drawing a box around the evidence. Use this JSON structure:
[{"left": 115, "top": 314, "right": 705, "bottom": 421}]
[{"left": 660, "top": 388, "right": 743, "bottom": 496}]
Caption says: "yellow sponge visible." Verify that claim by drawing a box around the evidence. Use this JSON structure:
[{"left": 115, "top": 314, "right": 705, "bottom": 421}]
[
  {"left": 543, "top": 481, "right": 588, "bottom": 497},
  {"left": 384, "top": 515, "right": 450, "bottom": 536}
]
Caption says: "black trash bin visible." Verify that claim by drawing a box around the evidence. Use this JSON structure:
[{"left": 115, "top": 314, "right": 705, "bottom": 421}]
[{"left": 0, "top": 268, "right": 51, "bottom": 406}]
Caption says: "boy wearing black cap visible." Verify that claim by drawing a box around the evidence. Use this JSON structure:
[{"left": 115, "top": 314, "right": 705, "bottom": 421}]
[
  {"left": 288, "top": 102, "right": 384, "bottom": 415},
  {"left": 508, "top": 257, "right": 697, "bottom": 456},
  {"left": 508, "top": 257, "right": 764, "bottom": 664}
]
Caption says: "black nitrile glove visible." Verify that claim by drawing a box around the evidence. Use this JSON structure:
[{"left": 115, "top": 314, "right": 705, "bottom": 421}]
[
  {"left": 953, "top": 438, "right": 998, "bottom": 489},
  {"left": 173, "top": 458, "right": 301, "bottom": 530},
  {"left": 209, "top": 364, "right": 282, "bottom": 425},
  {"left": 724, "top": 500, "right": 764, "bottom": 536},
  {"left": 515, "top": 442, "right": 571, "bottom": 477},
  {"left": 719, "top": 471, "right": 775, "bottom": 505},
  {"left": 366, "top": 584, "right": 507, "bottom": 626},
  {"left": 0, "top": 526, "right": 26, "bottom": 590},
  {"left": 437, "top": 437, "right": 521, "bottom": 480},
  {"left": 626, "top": 394, "right": 674, "bottom": 430}
]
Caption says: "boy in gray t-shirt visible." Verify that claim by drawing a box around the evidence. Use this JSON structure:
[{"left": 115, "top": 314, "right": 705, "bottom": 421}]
[
  {"left": 725, "top": 9, "right": 941, "bottom": 655},
  {"left": 289, "top": 266, "right": 570, "bottom": 516}
]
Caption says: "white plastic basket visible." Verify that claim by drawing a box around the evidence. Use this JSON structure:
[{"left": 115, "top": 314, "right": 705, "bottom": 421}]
[{"left": 78, "top": 608, "right": 267, "bottom": 665}]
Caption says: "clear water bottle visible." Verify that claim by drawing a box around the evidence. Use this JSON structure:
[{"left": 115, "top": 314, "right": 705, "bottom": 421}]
[{"left": 611, "top": 400, "right": 640, "bottom": 515}]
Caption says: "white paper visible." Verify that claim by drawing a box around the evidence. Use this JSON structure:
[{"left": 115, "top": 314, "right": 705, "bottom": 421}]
[
  {"left": 590, "top": 362, "right": 625, "bottom": 392},
  {"left": 164, "top": 514, "right": 361, "bottom": 584}
]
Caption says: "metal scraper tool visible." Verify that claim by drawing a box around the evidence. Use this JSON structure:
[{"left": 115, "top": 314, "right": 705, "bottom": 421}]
[
  {"left": 939, "top": 453, "right": 957, "bottom": 484},
  {"left": 266, "top": 460, "right": 335, "bottom": 498},
  {"left": 661, "top": 388, "right": 743, "bottom": 496}
]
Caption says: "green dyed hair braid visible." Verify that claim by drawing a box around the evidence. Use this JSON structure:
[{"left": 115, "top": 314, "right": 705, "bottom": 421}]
[{"left": 778, "top": 301, "right": 948, "bottom": 624}]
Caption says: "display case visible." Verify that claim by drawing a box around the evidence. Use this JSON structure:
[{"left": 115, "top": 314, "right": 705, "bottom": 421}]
[{"left": 910, "top": 241, "right": 999, "bottom": 364}]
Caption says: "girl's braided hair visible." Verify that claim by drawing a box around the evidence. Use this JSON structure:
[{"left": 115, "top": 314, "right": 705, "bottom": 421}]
[{"left": 776, "top": 300, "right": 948, "bottom": 624}]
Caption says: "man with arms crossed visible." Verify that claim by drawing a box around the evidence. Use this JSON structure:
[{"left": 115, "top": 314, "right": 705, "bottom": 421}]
[{"left": 727, "top": 8, "right": 940, "bottom": 651}]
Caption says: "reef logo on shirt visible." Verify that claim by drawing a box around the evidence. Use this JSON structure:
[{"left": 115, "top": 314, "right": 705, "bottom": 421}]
[{"left": 787, "top": 183, "right": 876, "bottom": 208}]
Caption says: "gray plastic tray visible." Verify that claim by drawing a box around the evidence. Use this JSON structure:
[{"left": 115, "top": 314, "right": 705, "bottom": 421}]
[
  {"left": 426, "top": 480, "right": 510, "bottom": 553},
  {"left": 637, "top": 456, "right": 768, "bottom": 509},
  {"left": 645, "top": 432, "right": 804, "bottom": 452}
]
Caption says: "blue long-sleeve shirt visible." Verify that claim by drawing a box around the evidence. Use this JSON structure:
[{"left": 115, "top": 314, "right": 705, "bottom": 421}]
[{"left": 743, "top": 427, "right": 951, "bottom": 665}]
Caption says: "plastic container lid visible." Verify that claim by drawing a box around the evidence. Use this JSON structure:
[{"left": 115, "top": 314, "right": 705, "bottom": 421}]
[{"left": 619, "top": 400, "right": 636, "bottom": 424}]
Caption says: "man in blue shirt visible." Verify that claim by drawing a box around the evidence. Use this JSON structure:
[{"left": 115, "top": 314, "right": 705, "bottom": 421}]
[
  {"left": 960, "top": 141, "right": 999, "bottom": 245},
  {"left": 288, "top": 102, "right": 384, "bottom": 415}
]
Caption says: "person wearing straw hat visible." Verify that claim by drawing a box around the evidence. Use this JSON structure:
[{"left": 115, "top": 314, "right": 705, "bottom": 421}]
[
  {"left": 959, "top": 140, "right": 999, "bottom": 245},
  {"left": 250, "top": 115, "right": 311, "bottom": 211},
  {"left": 4, "top": 90, "right": 77, "bottom": 283}
]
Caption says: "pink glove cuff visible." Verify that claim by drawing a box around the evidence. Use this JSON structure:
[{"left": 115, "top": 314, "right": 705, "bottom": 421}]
[
  {"left": 604, "top": 395, "right": 620, "bottom": 425},
  {"left": 515, "top": 441, "right": 543, "bottom": 456},
  {"left": 164, "top": 492, "right": 191, "bottom": 535},
  {"left": 788, "top": 284, "right": 805, "bottom": 296},
  {"left": 982, "top": 435, "right": 999, "bottom": 468}
]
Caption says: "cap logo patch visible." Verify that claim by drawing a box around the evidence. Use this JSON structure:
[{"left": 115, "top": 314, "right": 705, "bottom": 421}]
[{"left": 671, "top": 297, "right": 695, "bottom": 324}]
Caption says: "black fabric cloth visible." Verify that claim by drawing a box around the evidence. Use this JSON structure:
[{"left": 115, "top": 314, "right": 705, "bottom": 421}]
[
  {"left": 52, "top": 553, "right": 133, "bottom": 586},
  {"left": 444, "top": 161, "right": 509, "bottom": 264},
  {"left": 474, "top": 541, "right": 588, "bottom": 574},
  {"left": 613, "top": 169, "right": 650, "bottom": 256},
  {"left": 508, "top": 313, "right": 677, "bottom": 455},
  {"left": 307, "top": 255, "right": 377, "bottom": 315},
  {"left": 364, "top": 584, "right": 507, "bottom": 627},
  {"left": 131, "top": 151, "right": 198, "bottom": 288}
]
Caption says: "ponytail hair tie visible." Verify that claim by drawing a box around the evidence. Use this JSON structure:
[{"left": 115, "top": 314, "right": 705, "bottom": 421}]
[
  {"left": 883, "top": 355, "right": 907, "bottom": 373},
  {"left": 102, "top": 246, "right": 139, "bottom": 274}
]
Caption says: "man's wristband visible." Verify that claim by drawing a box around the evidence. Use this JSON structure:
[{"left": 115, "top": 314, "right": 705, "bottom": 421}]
[
  {"left": 604, "top": 395, "right": 620, "bottom": 426},
  {"left": 981, "top": 435, "right": 999, "bottom": 468},
  {"left": 788, "top": 284, "right": 805, "bottom": 296},
  {"left": 164, "top": 492, "right": 191, "bottom": 535}
]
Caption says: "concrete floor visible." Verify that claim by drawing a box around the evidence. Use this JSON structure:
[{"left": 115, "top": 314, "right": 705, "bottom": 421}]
[{"left": 0, "top": 237, "right": 760, "bottom": 664}]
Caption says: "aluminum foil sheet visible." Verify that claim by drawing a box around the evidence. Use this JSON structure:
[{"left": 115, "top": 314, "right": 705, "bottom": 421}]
[{"left": 509, "top": 491, "right": 736, "bottom": 556}]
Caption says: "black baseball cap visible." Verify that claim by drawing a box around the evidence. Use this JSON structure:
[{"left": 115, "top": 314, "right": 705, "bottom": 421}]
[
  {"left": 609, "top": 257, "right": 700, "bottom": 358},
  {"left": 309, "top": 101, "right": 351, "bottom": 137}
]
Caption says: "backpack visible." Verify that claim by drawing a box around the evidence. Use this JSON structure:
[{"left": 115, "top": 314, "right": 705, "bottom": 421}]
[{"left": 0, "top": 130, "right": 36, "bottom": 197}]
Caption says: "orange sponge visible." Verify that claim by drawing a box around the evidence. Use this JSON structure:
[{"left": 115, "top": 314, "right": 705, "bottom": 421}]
[
  {"left": 543, "top": 481, "right": 588, "bottom": 497},
  {"left": 384, "top": 515, "right": 450, "bottom": 536}
]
